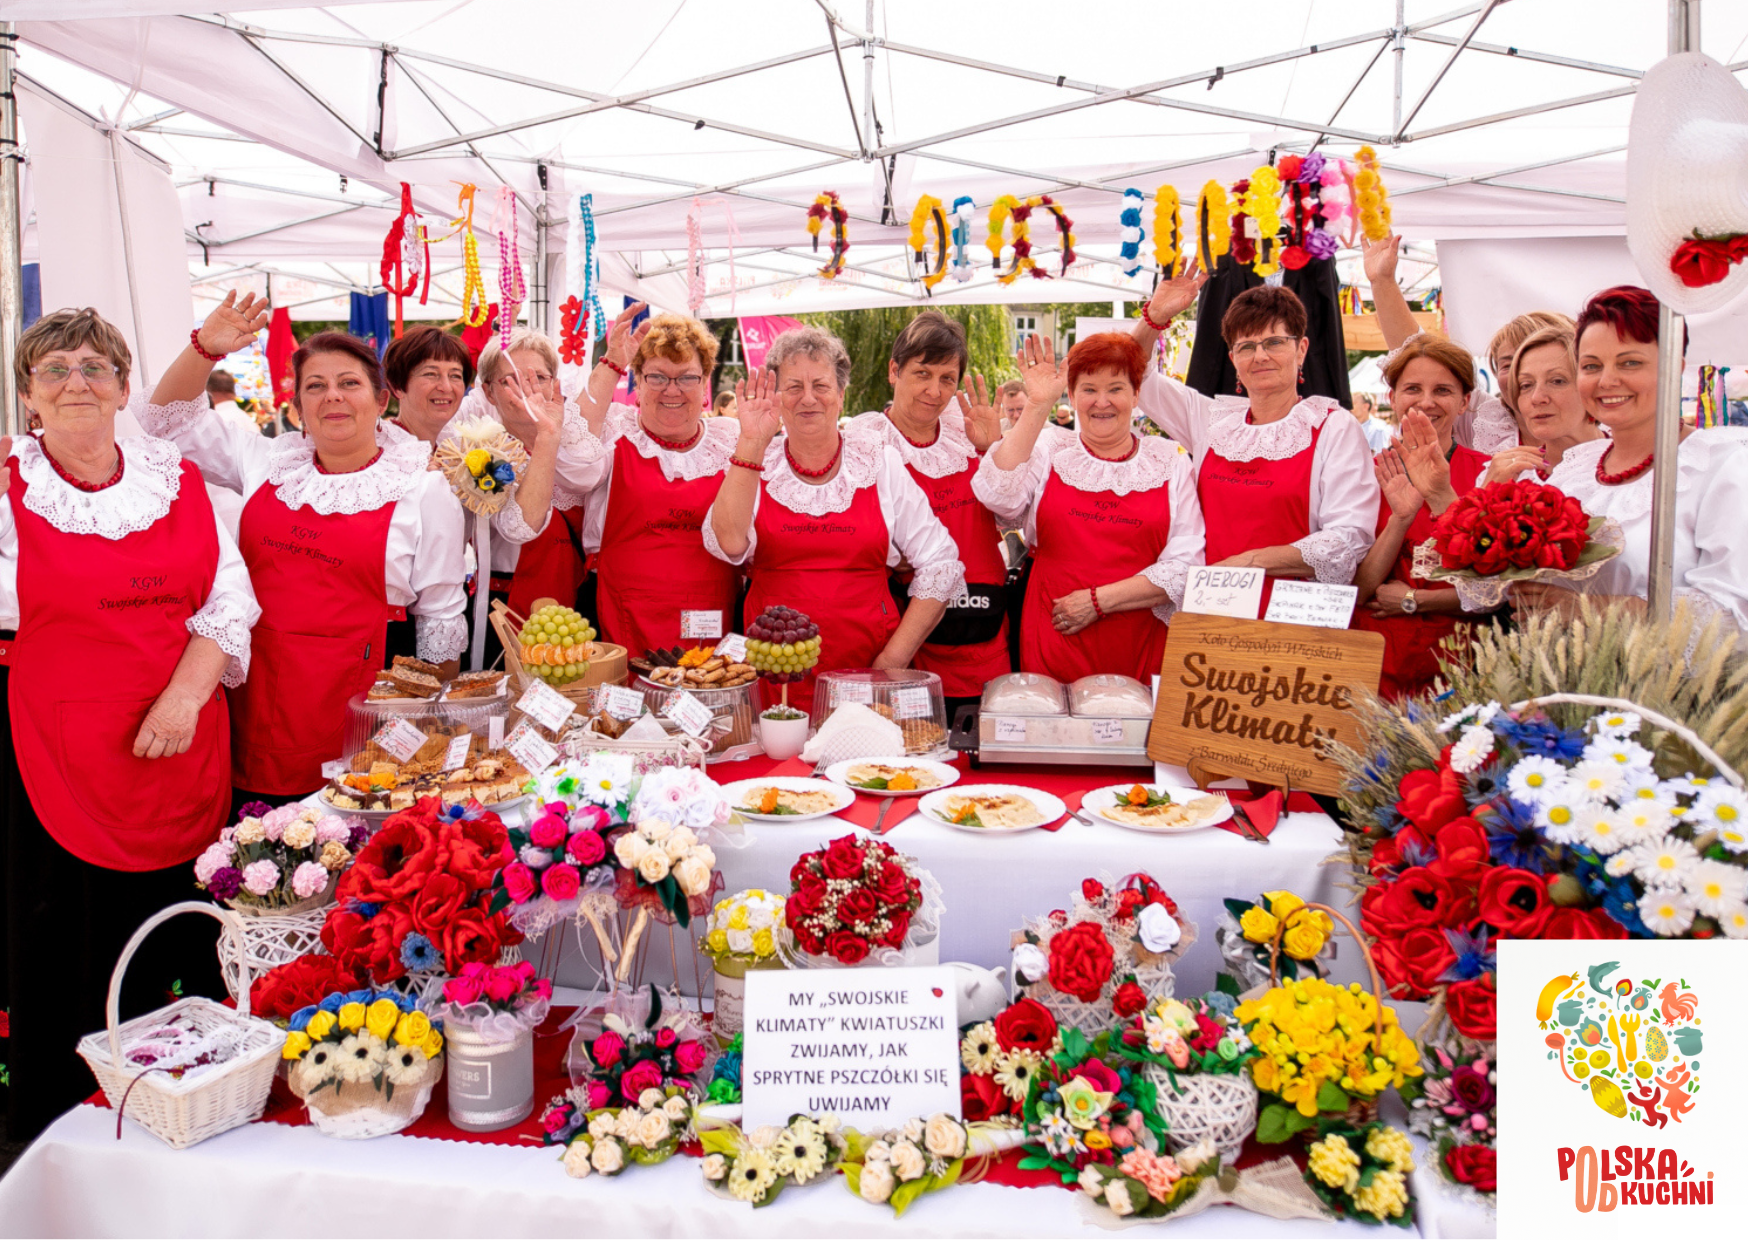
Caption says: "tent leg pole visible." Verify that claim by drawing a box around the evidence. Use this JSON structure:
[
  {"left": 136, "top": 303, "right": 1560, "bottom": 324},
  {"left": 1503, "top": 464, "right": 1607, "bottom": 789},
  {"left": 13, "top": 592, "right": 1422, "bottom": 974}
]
[
  {"left": 533, "top": 209, "right": 548, "bottom": 336},
  {"left": 1647, "top": 306, "right": 1683, "bottom": 623},
  {"left": 1, "top": 21, "right": 22, "bottom": 436}
]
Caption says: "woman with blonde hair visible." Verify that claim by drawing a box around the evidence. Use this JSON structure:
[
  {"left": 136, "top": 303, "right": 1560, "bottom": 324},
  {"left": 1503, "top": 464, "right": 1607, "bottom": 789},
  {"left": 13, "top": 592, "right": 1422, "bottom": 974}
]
[{"left": 1479, "top": 326, "right": 1605, "bottom": 485}]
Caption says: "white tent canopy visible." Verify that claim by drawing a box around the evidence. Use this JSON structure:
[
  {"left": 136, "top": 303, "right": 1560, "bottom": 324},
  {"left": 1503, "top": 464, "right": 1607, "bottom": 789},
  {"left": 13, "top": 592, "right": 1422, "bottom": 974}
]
[{"left": 8, "top": 1, "right": 1748, "bottom": 342}]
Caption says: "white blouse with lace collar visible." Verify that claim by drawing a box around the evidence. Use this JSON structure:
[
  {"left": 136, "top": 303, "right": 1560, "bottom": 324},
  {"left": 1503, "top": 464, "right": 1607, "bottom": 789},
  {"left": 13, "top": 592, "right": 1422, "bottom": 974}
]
[
  {"left": 972, "top": 425, "right": 1205, "bottom": 623},
  {"left": 134, "top": 396, "right": 468, "bottom": 662},
  {"left": 845, "top": 407, "right": 981, "bottom": 479},
  {"left": 576, "top": 404, "right": 739, "bottom": 556},
  {"left": 1, "top": 434, "right": 260, "bottom": 685},
  {"left": 701, "top": 433, "right": 967, "bottom": 603},
  {"left": 1136, "top": 371, "right": 1379, "bottom": 585}
]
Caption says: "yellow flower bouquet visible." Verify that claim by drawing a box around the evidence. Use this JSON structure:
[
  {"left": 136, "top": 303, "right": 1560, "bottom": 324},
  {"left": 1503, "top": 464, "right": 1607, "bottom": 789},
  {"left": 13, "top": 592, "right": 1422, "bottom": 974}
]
[
  {"left": 283, "top": 987, "right": 445, "bottom": 1139},
  {"left": 701, "top": 889, "right": 787, "bottom": 1041},
  {"left": 1219, "top": 889, "right": 1334, "bottom": 989}
]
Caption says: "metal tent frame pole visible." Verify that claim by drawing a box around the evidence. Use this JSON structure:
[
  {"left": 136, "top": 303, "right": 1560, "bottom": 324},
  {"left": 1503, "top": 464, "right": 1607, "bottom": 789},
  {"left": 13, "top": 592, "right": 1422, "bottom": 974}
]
[{"left": 1, "top": 21, "right": 21, "bottom": 436}]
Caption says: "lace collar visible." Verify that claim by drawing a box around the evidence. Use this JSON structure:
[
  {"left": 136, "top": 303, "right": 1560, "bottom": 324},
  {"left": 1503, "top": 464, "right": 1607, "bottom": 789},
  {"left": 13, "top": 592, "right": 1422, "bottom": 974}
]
[
  {"left": 847, "top": 407, "right": 978, "bottom": 479},
  {"left": 14, "top": 434, "right": 184, "bottom": 540},
  {"left": 1048, "top": 427, "right": 1179, "bottom": 496},
  {"left": 605, "top": 404, "right": 737, "bottom": 482},
  {"left": 759, "top": 431, "right": 883, "bottom": 517},
  {"left": 1545, "top": 432, "right": 1748, "bottom": 525},
  {"left": 265, "top": 420, "right": 431, "bottom": 516},
  {"left": 1204, "top": 395, "right": 1340, "bottom": 462}
]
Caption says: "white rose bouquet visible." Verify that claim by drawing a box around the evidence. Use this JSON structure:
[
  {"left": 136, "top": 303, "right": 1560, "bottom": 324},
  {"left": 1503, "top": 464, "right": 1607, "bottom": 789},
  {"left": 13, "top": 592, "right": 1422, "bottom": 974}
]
[
  {"left": 554, "top": 1084, "right": 694, "bottom": 1179},
  {"left": 841, "top": 1113, "right": 968, "bottom": 1217}
]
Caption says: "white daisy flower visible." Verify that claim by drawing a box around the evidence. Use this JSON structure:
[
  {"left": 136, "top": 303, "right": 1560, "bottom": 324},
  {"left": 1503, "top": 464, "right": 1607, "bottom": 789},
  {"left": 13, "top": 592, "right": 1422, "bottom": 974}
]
[
  {"left": 1636, "top": 890, "right": 1697, "bottom": 937},
  {"left": 960, "top": 1023, "right": 999, "bottom": 1075},
  {"left": 1717, "top": 901, "right": 1748, "bottom": 939},
  {"left": 1565, "top": 761, "right": 1626, "bottom": 804},
  {"left": 1449, "top": 725, "right": 1495, "bottom": 775},
  {"left": 1614, "top": 801, "right": 1675, "bottom": 840},
  {"left": 1534, "top": 796, "right": 1584, "bottom": 844},
  {"left": 1605, "top": 852, "right": 1637, "bottom": 878},
  {"left": 1615, "top": 769, "right": 1664, "bottom": 801},
  {"left": 1507, "top": 757, "right": 1568, "bottom": 807},
  {"left": 1578, "top": 808, "right": 1630, "bottom": 855},
  {"left": 1437, "top": 702, "right": 1498, "bottom": 734},
  {"left": 1631, "top": 838, "right": 1701, "bottom": 889},
  {"left": 1582, "top": 735, "right": 1655, "bottom": 772},
  {"left": 1666, "top": 773, "right": 1714, "bottom": 799},
  {"left": 1684, "top": 860, "right": 1748, "bottom": 917},
  {"left": 1691, "top": 786, "right": 1748, "bottom": 843},
  {"left": 1589, "top": 709, "right": 1642, "bottom": 738}
]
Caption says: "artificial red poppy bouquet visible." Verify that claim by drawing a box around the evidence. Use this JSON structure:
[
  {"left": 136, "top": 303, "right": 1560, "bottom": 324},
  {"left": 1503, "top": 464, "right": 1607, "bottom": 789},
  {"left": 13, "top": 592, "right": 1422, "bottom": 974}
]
[
  {"left": 249, "top": 953, "right": 369, "bottom": 1023},
  {"left": 319, "top": 798, "right": 523, "bottom": 989},
  {"left": 781, "top": 835, "right": 941, "bottom": 967},
  {"left": 1412, "top": 478, "right": 1619, "bottom": 609},
  {"left": 1009, "top": 875, "right": 1195, "bottom": 1033}
]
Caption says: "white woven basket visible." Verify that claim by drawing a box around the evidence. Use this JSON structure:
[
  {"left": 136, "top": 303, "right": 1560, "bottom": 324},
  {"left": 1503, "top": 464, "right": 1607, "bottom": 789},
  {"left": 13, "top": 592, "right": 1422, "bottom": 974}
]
[
  {"left": 1036, "top": 959, "right": 1178, "bottom": 1037},
  {"left": 1146, "top": 1066, "right": 1259, "bottom": 1164},
  {"left": 296, "top": 1061, "right": 444, "bottom": 1139},
  {"left": 76, "top": 901, "right": 283, "bottom": 1150},
  {"left": 217, "top": 895, "right": 332, "bottom": 1004}
]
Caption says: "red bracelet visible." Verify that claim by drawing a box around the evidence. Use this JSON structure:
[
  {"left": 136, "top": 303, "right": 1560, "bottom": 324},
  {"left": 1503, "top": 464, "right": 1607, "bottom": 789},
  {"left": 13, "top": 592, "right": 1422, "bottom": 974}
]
[
  {"left": 729, "top": 455, "right": 764, "bottom": 473},
  {"left": 189, "top": 328, "right": 224, "bottom": 363},
  {"left": 1139, "top": 304, "right": 1168, "bottom": 332},
  {"left": 1090, "top": 586, "right": 1105, "bottom": 621},
  {"left": 601, "top": 357, "right": 627, "bottom": 377}
]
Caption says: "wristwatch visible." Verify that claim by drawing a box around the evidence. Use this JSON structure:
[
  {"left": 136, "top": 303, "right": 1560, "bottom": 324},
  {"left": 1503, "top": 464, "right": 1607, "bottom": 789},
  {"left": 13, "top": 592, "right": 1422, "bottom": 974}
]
[{"left": 1401, "top": 589, "right": 1418, "bottom": 615}]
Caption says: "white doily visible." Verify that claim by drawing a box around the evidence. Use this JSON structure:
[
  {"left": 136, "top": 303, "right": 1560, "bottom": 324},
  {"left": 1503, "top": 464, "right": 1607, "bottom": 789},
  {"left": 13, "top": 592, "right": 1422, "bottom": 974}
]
[
  {"left": 130, "top": 394, "right": 208, "bottom": 440},
  {"left": 758, "top": 431, "right": 883, "bottom": 516},
  {"left": 909, "top": 559, "right": 966, "bottom": 602},
  {"left": 1203, "top": 396, "right": 1340, "bottom": 463},
  {"left": 265, "top": 422, "right": 430, "bottom": 515},
  {"left": 14, "top": 434, "right": 183, "bottom": 539}
]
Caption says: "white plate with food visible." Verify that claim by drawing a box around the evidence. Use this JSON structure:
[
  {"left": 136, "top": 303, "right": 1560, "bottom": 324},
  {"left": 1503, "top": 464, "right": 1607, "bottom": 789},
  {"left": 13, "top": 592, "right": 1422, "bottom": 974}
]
[
  {"left": 1081, "top": 783, "right": 1232, "bottom": 833},
  {"left": 918, "top": 784, "right": 1066, "bottom": 833},
  {"left": 316, "top": 789, "right": 534, "bottom": 822},
  {"left": 721, "top": 777, "right": 855, "bottom": 822},
  {"left": 824, "top": 756, "right": 961, "bottom": 797}
]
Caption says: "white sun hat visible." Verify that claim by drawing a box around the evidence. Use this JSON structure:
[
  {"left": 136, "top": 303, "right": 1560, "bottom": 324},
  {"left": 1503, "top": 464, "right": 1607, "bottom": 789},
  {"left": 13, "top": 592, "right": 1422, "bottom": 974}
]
[{"left": 1626, "top": 52, "right": 1748, "bottom": 315}]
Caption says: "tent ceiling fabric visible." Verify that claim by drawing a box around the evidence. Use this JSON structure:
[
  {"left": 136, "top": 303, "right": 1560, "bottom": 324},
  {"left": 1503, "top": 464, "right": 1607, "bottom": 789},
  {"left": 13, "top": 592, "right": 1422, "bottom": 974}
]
[{"left": 15, "top": 1, "right": 1748, "bottom": 318}]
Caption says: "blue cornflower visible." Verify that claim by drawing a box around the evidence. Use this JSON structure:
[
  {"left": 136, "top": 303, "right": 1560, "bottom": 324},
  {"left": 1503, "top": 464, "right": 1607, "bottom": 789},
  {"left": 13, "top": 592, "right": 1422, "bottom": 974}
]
[
  {"left": 1371, "top": 804, "right": 1406, "bottom": 836},
  {"left": 1482, "top": 798, "right": 1554, "bottom": 873},
  {"left": 1398, "top": 834, "right": 1436, "bottom": 868},
  {"left": 1361, "top": 750, "right": 1394, "bottom": 785},
  {"left": 348, "top": 900, "right": 382, "bottom": 920},
  {"left": 1461, "top": 758, "right": 1509, "bottom": 808},
  {"left": 401, "top": 933, "right": 441, "bottom": 972},
  {"left": 1440, "top": 925, "right": 1497, "bottom": 982},
  {"left": 1602, "top": 881, "right": 1652, "bottom": 938},
  {"left": 1494, "top": 715, "right": 1585, "bottom": 760}
]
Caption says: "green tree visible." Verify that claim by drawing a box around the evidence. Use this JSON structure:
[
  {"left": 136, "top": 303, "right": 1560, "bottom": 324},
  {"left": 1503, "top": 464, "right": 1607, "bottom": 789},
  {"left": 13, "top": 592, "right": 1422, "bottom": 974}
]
[{"left": 779, "top": 304, "right": 1015, "bottom": 416}]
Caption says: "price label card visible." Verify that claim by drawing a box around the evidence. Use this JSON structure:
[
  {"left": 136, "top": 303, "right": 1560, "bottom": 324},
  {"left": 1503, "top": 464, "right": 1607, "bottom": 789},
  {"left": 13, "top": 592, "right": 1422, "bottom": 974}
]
[
  {"left": 1091, "top": 718, "right": 1126, "bottom": 745},
  {"left": 488, "top": 715, "right": 505, "bottom": 749},
  {"left": 600, "top": 685, "right": 646, "bottom": 722},
  {"left": 516, "top": 680, "right": 576, "bottom": 732},
  {"left": 321, "top": 759, "right": 348, "bottom": 780},
  {"left": 1182, "top": 566, "right": 1266, "bottom": 620},
  {"left": 1263, "top": 581, "right": 1360, "bottom": 630},
  {"left": 371, "top": 719, "right": 428, "bottom": 764},
  {"left": 715, "top": 633, "right": 748, "bottom": 663},
  {"left": 504, "top": 721, "right": 558, "bottom": 775},
  {"left": 740, "top": 966, "right": 960, "bottom": 1132},
  {"left": 664, "top": 690, "right": 715, "bottom": 739},
  {"left": 681, "top": 610, "right": 723, "bottom": 640},
  {"left": 442, "top": 732, "right": 473, "bottom": 771},
  {"left": 832, "top": 680, "right": 874, "bottom": 707},
  {"left": 993, "top": 717, "right": 1028, "bottom": 744},
  {"left": 890, "top": 685, "right": 932, "bottom": 720}
]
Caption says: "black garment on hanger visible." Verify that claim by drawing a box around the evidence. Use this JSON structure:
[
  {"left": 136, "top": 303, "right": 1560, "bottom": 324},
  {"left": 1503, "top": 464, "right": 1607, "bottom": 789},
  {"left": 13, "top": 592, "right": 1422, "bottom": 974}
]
[{"left": 1183, "top": 255, "right": 1352, "bottom": 408}]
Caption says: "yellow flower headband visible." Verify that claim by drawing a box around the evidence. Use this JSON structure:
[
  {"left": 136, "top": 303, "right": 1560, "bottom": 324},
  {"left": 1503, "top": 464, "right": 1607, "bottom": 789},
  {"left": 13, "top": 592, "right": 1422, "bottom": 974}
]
[
  {"left": 1153, "top": 185, "right": 1182, "bottom": 279},
  {"left": 806, "top": 191, "right": 850, "bottom": 279},
  {"left": 1196, "top": 180, "right": 1231, "bottom": 273},
  {"left": 986, "top": 194, "right": 1033, "bottom": 285},
  {"left": 1245, "top": 165, "right": 1285, "bottom": 277},
  {"left": 1354, "top": 146, "right": 1392, "bottom": 241},
  {"left": 908, "top": 194, "right": 949, "bottom": 291}
]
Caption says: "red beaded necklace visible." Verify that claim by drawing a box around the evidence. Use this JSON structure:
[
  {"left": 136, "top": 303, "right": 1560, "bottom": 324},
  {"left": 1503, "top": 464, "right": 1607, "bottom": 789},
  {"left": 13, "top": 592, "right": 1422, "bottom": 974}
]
[
  {"left": 314, "top": 447, "right": 384, "bottom": 475},
  {"left": 641, "top": 421, "right": 703, "bottom": 452},
  {"left": 41, "top": 442, "right": 124, "bottom": 492},
  {"left": 888, "top": 413, "right": 940, "bottom": 449},
  {"left": 1595, "top": 443, "right": 1653, "bottom": 486},
  {"left": 1084, "top": 434, "right": 1140, "bottom": 463},
  {"left": 786, "top": 436, "right": 843, "bottom": 479}
]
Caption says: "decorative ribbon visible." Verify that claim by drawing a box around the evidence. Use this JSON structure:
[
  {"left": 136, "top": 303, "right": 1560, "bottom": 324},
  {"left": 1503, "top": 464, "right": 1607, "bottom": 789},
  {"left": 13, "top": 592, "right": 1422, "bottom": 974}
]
[
  {"left": 379, "top": 183, "right": 428, "bottom": 340},
  {"left": 1118, "top": 188, "right": 1145, "bottom": 278},
  {"left": 495, "top": 189, "right": 526, "bottom": 349},
  {"left": 469, "top": 516, "right": 493, "bottom": 670},
  {"left": 616, "top": 906, "right": 651, "bottom": 984},
  {"left": 948, "top": 196, "right": 975, "bottom": 283}
]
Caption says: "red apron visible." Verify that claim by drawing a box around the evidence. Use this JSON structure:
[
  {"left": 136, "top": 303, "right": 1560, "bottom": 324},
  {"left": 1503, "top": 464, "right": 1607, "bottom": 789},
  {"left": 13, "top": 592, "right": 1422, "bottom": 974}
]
[
  {"left": 231, "top": 484, "right": 398, "bottom": 795},
  {"left": 507, "top": 505, "right": 586, "bottom": 617},
  {"left": 746, "top": 480, "right": 896, "bottom": 716},
  {"left": 1020, "top": 462, "right": 1173, "bottom": 684},
  {"left": 594, "top": 437, "right": 735, "bottom": 656},
  {"left": 1353, "top": 445, "right": 1490, "bottom": 699},
  {"left": 900, "top": 455, "right": 1012, "bottom": 697},
  {"left": 6, "top": 458, "right": 230, "bottom": 870},
  {"left": 1199, "top": 421, "right": 1322, "bottom": 611}
]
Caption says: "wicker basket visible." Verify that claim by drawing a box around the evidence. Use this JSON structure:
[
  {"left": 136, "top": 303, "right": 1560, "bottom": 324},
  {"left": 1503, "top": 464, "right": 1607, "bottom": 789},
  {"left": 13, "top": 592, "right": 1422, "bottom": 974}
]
[
  {"left": 293, "top": 1059, "right": 444, "bottom": 1139},
  {"left": 1147, "top": 1067, "right": 1259, "bottom": 1164},
  {"left": 489, "top": 598, "right": 627, "bottom": 705},
  {"left": 216, "top": 893, "right": 333, "bottom": 1004},
  {"left": 76, "top": 901, "right": 284, "bottom": 1149}
]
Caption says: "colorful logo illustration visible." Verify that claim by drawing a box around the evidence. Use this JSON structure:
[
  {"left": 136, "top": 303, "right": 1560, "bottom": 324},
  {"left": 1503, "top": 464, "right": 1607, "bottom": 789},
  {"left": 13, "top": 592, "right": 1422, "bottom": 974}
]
[{"left": 1537, "top": 964, "right": 1701, "bottom": 1128}]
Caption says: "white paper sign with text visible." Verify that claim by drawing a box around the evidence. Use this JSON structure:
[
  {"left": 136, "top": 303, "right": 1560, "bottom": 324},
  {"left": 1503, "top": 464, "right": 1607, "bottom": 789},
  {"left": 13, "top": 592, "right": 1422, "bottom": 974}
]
[
  {"left": 1181, "top": 566, "right": 1266, "bottom": 620},
  {"left": 1262, "top": 580, "right": 1359, "bottom": 629},
  {"left": 740, "top": 966, "right": 960, "bottom": 1131}
]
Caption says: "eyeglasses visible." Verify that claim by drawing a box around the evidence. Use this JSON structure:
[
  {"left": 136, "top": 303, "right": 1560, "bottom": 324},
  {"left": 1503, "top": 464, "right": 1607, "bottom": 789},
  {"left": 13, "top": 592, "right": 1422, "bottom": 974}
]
[
  {"left": 30, "top": 361, "right": 122, "bottom": 388},
  {"left": 493, "top": 371, "right": 554, "bottom": 389},
  {"left": 1230, "top": 335, "right": 1301, "bottom": 360},
  {"left": 640, "top": 373, "right": 704, "bottom": 391}
]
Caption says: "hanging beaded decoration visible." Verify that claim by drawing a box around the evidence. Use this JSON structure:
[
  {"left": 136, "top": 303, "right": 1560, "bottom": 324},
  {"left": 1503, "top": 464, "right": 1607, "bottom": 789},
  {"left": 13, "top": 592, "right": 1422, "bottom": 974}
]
[
  {"left": 948, "top": 196, "right": 976, "bottom": 283},
  {"left": 806, "top": 191, "right": 849, "bottom": 279},
  {"left": 1152, "top": 185, "right": 1181, "bottom": 281},
  {"left": 908, "top": 194, "right": 949, "bottom": 292},
  {"left": 576, "top": 193, "right": 606, "bottom": 360},
  {"left": 1116, "top": 188, "right": 1145, "bottom": 278},
  {"left": 496, "top": 190, "right": 526, "bottom": 349},
  {"left": 379, "top": 182, "right": 428, "bottom": 340},
  {"left": 558, "top": 296, "right": 588, "bottom": 366},
  {"left": 686, "top": 196, "right": 706, "bottom": 313},
  {"left": 449, "top": 183, "right": 490, "bottom": 329},
  {"left": 1196, "top": 180, "right": 1232, "bottom": 274}
]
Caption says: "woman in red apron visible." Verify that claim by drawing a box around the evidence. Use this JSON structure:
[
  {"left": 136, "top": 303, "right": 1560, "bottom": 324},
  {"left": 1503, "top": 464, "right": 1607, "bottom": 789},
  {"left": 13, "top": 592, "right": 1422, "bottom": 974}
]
[
  {"left": 1133, "top": 269, "right": 1378, "bottom": 608},
  {"left": 570, "top": 309, "right": 738, "bottom": 656},
  {"left": 1353, "top": 337, "right": 1494, "bottom": 699},
  {"left": 2, "top": 307, "right": 259, "bottom": 1139},
  {"left": 707, "top": 327, "right": 965, "bottom": 716},
  {"left": 974, "top": 333, "right": 1205, "bottom": 683},
  {"left": 142, "top": 299, "right": 467, "bottom": 805},
  {"left": 845, "top": 311, "right": 1010, "bottom": 712}
]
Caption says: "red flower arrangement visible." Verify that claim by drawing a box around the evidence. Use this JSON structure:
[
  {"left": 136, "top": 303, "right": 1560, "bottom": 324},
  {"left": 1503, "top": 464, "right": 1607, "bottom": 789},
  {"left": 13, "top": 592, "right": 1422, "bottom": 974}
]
[
  {"left": 249, "top": 953, "right": 367, "bottom": 1023},
  {"left": 321, "top": 798, "right": 523, "bottom": 984},
  {"left": 783, "top": 834, "right": 926, "bottom": 965},
  {"left": 1433, "top": 479, "right": 1590, "bottom": 576},
  {"left": 1012, "top": 875, "right": 1192, "bottom": 1031},
  {"left": 1670, "top": 233, "right": 1748, "bottom": 289}
]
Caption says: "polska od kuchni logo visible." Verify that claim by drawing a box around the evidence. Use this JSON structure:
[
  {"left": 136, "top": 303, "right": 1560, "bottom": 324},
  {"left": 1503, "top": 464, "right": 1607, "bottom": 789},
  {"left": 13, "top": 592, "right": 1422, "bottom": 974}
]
[{"left": 1538, "top": 962, "right": 1713, "bottom": 1210}]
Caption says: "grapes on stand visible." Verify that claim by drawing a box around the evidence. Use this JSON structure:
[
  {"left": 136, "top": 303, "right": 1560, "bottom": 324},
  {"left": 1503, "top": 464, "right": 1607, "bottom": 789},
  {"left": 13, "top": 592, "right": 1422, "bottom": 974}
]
[
  {"left": 517, "top": 604, "right": 597, "bottom": 686},
  {"left": 744, "top": 605, "right": 821, "bottom": 704}
]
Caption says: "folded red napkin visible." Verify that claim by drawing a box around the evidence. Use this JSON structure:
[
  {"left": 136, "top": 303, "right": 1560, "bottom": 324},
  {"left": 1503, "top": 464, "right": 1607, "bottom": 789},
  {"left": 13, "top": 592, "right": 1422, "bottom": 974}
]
[{"left": 761, "top": 757, "right": 814, "bottom": 778}]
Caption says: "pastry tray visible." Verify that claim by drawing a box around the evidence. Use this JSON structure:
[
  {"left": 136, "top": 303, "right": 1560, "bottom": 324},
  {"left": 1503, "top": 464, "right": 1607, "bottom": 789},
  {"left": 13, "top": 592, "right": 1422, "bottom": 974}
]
[{"left": 950, "top": 706, "right": 1153, "bottom": 768}]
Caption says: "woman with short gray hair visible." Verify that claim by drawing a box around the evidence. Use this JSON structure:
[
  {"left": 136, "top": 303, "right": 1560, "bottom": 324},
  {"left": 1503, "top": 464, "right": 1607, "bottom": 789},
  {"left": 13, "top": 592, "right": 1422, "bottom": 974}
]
[{"left": 706, "top": 327, "right": 965, "bottom": 715}]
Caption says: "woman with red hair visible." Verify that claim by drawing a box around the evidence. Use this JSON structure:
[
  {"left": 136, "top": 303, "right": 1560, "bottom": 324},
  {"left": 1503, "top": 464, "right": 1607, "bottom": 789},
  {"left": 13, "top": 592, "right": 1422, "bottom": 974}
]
[
  {"left": 1519, "top": 285, "right": 1748, "bottom": 630},
  {"left": 974, "top": 332, "right": 1204, "bottom": 683}
]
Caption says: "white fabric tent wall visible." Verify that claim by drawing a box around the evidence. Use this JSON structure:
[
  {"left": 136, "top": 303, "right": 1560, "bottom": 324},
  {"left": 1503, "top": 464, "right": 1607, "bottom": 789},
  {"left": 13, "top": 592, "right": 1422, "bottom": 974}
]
[{"left": 16, "top": 76, "right": 191, "bottom": 388}]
